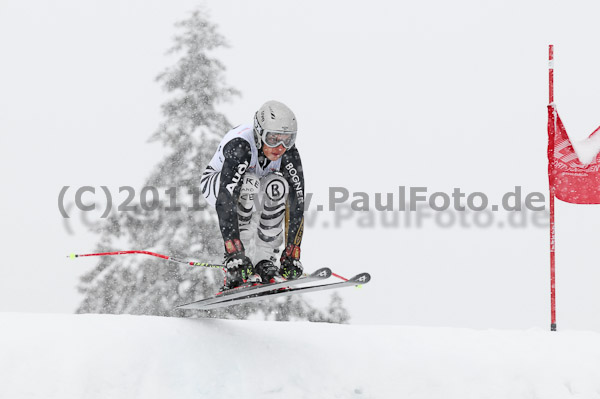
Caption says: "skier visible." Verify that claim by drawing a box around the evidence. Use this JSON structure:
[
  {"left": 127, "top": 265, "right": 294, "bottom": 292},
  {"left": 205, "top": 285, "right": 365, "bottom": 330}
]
[{"left": 201, "top": 101, "right": 305, "bottom": 290}]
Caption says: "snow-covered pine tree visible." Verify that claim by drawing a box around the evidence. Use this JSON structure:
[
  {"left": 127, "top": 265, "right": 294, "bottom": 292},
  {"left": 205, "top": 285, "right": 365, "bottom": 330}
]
[
  {"left": 76, "top": 8, "right": 236, "bottom": 318},
  {"left": 76, "top": 7, "right": 349, "bottom": 323}
]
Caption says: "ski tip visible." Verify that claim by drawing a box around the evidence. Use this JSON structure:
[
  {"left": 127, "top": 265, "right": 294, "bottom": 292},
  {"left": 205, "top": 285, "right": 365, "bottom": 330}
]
[
  {"left": 311, "top": 267, "right": 332, "bottom": 279},
  {"left": 67, "top": 253, "right": 77, "bottom": 259},
  {"left": 349, "top": 272, "right": 371, "bottom": 285}
]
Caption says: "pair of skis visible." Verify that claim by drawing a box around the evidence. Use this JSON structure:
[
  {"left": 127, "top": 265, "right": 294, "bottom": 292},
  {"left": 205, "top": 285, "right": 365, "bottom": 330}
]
[{"left": 176, "top": 268, "right": 371, "bottom": 311}]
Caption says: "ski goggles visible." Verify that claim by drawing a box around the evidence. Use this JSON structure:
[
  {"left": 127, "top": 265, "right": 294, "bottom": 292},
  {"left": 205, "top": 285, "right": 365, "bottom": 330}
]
[
  {"left": 262, "top": 130, "right": 297, "bottom": 149},
  {"left": 254, "top": 116, "right": 297, "bottom": 149}
]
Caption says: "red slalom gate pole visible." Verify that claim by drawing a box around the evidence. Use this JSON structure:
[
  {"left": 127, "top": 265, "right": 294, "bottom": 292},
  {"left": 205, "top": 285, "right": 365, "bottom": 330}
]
[{"left": 548, "top": 44, "right": 557, "bottom": 331}]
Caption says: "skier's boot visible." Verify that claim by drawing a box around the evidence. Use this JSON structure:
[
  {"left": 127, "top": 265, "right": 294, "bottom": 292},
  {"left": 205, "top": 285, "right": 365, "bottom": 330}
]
[
  {"left": 223, "top": 260, "right": 261, "bottom": 290},
  {"left": 254, "top": 259, "right": 287, "bottom": 284}
]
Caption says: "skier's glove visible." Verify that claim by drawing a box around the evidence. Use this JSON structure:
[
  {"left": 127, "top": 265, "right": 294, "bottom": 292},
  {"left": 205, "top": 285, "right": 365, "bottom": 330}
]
[
  {"left": 223, "top": 239, "right": 253, "bottom": 275},
  {"left": 280, "top": 244, "right": 303, "bottom": 280}
]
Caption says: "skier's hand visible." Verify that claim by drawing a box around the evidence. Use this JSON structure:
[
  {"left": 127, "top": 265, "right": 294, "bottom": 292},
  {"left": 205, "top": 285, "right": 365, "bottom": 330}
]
[
  {"left": 223, "top": 239, "right": 253, "bottom": 271},
  {"left": 280, "top": 244, "right": 303, "bottom": 279},
  {"left": 225, "top": 252, "right": 253, "bottom": 270},
  {"left": 223, "top": 252, "right": 255, "bottom": 289}
]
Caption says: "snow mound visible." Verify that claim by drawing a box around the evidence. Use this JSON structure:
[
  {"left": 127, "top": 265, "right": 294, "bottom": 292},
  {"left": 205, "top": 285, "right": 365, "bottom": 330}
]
[{"left": 1, "top": 312, "right": 600, "bottom": 399}]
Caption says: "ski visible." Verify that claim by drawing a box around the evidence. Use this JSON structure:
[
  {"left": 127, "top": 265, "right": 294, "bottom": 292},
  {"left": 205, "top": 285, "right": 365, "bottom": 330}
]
[
  {"left": 176, "top": 267, "right": 332, "bottom": 310},
  {"left": 185, "top": 272, "right": 371, "bottom": 311}
]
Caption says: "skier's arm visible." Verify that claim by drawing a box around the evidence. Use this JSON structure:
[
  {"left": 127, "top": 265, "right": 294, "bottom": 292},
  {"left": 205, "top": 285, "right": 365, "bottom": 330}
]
[
  {"left": 215, "top": 138, "right": 251, "bottom": 251},
  {"left": 281, "top": 146, "right": 305, "bottom": 250}
]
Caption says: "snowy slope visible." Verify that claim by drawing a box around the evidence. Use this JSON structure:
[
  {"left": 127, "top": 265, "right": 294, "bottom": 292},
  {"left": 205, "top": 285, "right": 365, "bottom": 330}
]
[{"left": 1, "top": 313, "right": 600, "bottom": 399}]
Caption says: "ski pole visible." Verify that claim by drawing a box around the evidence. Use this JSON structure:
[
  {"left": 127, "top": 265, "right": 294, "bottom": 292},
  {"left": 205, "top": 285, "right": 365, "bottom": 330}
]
[
  {"left": 331, "top": 272, "right": 348, "bottom": 281},
  {"left": 67, "top": 250, "right": 225, "bottom": 269},
  {"left": 69, "top": 251, "right": 353, "bottom": 281}
]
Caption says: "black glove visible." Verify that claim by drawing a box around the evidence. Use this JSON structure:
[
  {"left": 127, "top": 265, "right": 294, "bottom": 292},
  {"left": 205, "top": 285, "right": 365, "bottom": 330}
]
[
  {"left": 223, "top": 239, "right": 254, "bottom": 284},
  {"left": 280, "top": 244, "right": 303, "bottom": 280}
]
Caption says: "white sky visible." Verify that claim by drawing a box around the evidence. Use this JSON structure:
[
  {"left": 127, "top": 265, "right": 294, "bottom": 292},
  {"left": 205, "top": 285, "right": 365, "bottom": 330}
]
[{"left": 1, "top": 0, "right": 600, "bottom": 330}]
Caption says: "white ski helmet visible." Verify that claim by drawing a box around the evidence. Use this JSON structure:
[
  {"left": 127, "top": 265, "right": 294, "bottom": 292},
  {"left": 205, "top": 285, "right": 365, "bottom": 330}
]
[{"left": 253, "top": 101, "right": 298, "bottom": 149}]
